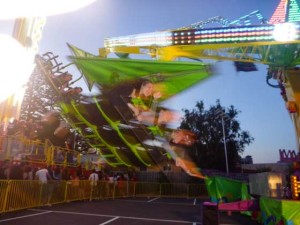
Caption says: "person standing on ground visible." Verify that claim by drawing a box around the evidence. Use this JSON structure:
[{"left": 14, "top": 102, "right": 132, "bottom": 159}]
[
  {"left": 35, "top": 166, "right": 52, "bottom": 205},
  {"left": 88, "top": 169, "right": 99, "bottom": 200}
]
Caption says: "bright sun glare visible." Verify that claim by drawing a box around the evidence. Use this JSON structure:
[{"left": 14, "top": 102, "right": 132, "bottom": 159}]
[
  {"left": 0, "top": 34, "right": 34, "bottom": 103},
  {"left": 0, "top": 0, "right": 96, "bottom": 19},
  {"left": 0, "top": 0, "right": 96, "bottom": 103}
]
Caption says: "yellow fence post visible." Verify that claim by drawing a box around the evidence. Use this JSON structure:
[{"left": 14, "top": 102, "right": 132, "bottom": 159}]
[
  {"left": 112, "top": 183, "right": 115, "bottom": 200},
  {"left": 1, "top": 180, "right": 10, "bottom": 213},
  {"left": 159, "top": 183, "right": 162, "bottom": 197},
  {"left": 90, "top": 185, "right": 94, "bottom": 201},
  {"left": 64, "top": 181, "right": 68, "bottom": 203},
  {"left": 187, "top": 184, "right": 189, "bottom": 199}
]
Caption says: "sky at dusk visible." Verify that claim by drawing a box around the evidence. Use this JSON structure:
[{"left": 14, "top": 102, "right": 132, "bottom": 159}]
[{"left": 0, "top": 0, "right": 297, "bottom": 163}]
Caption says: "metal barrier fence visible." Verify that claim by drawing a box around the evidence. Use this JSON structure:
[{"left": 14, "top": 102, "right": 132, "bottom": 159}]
[{"left": 0, "top": 180, "right": 208, "bottom": 213}]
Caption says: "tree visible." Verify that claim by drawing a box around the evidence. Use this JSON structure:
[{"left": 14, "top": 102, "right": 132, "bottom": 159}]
[{"left": 179, "top": 99, "right": 254, "bottom": 172}]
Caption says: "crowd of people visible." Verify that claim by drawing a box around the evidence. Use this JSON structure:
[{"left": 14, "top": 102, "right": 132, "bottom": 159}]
[
  {"left": 0, "top": 158, "right": 138, "bottom": 206},
  {"left": 0, "top": 159, "right": 137, "bottom": 188}
]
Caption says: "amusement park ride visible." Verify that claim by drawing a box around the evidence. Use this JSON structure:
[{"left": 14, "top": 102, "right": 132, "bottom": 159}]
[
  {"left": 0, "top": 1, "right": 295, "bottom": 222},
  {"left": 0, "top": 0, "right": 294, "bottom": 222},
  {"left": 32, "top": 0, "right": 300, "bottom": 174},
  {"left": 34, "top": 0, "right": 300, "bottom": 181}
]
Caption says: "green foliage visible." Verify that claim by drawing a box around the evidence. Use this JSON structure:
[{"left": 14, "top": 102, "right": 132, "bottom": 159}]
[{"left": 180, "top": 99, "right": 254, "bottom": 172}]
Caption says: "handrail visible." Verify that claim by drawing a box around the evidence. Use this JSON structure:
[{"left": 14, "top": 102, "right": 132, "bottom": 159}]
[{"left": 0, "top": 135, "right": 82, "bottom": 167}]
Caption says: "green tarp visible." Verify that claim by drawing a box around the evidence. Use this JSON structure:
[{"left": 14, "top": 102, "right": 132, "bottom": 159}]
[
  {"left": 260, "top": 196, "right": 300, "bottom": 225},
  {"left": 205, "top": 176, "right": 250, "bottom": 203}
]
